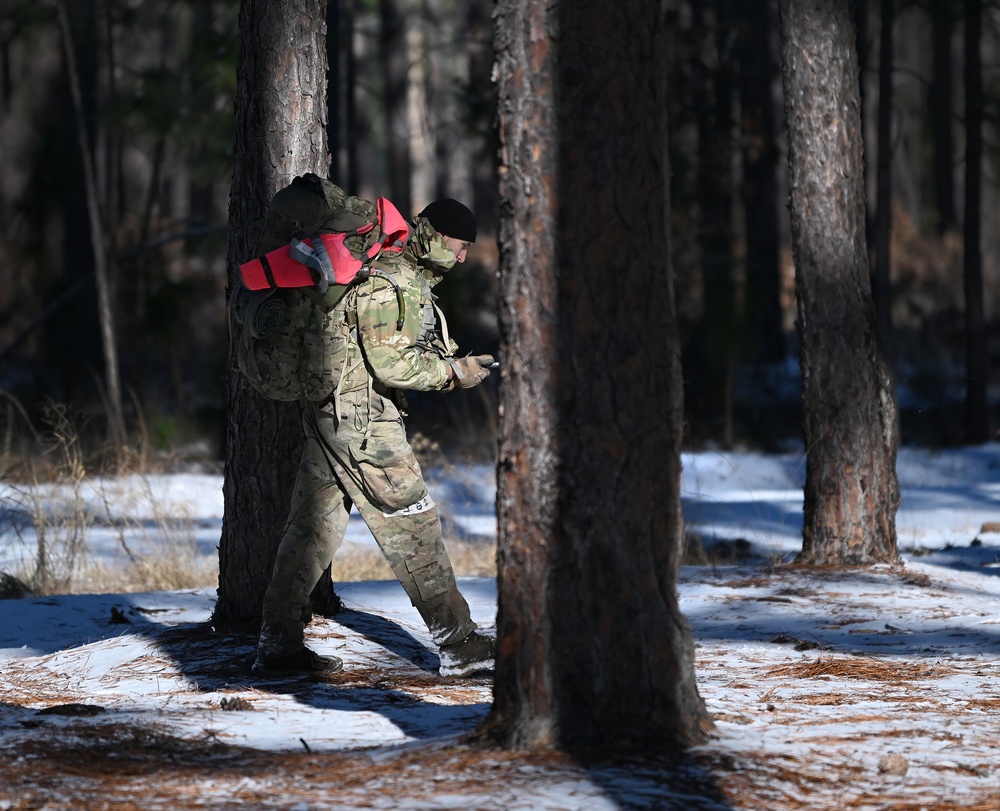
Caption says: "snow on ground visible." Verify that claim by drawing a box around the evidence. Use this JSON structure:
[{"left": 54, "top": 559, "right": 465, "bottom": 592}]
[{"left": 1, "top": 446, "right": 1000, "bottom": 809}]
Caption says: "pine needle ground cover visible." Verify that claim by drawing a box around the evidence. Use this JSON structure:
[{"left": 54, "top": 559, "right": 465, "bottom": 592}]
[{"left": 1, "top": 562, "right": 998, "bottom": 810}]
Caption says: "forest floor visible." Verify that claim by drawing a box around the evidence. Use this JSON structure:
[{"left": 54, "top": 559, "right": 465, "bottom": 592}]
[{"left": 2, "top": 560, "right": 1000, "bottom": 810}]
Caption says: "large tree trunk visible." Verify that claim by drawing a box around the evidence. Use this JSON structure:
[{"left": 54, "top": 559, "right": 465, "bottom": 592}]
[
  {"left": 486, "top": 0, "right": 709, "bottom": 751},
  {"left": 778, "top": 0, "right": 900, "bottom": 566},
  {"left": 963, "top": 0, "right": 990, "bottom": 444},
  {"left": 214, "top": 0, "right": 333, "bottom": 624}
]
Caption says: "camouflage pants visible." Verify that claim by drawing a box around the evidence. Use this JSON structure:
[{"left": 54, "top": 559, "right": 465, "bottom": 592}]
[{"left": 258, "top": 389, "right": 477, "bottom": 657}]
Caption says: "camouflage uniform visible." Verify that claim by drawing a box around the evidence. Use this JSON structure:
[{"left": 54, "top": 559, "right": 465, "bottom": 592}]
[{"left": 258, "top": 219, "right": 479, "bottom": 658}]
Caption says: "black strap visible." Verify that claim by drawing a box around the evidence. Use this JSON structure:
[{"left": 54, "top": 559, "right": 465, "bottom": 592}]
[{"left": 259, "top": 254, "right": 277, "bottom": 288}]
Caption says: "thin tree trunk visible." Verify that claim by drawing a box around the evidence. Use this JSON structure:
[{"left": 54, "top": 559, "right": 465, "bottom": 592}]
[
  {"left": 738, "top": 0, "right": 784, "bottom": 364},
  {"left": 486, "top": 0, "right": 709, "bottom": 752},
  {"left": 55, "top": 0, "right": 126, "bottom": 451},
  {"left": 342, "top": 0, "right": 360, "bottom": 193},
  {"left": 214, "top": 0, "right": 331, "bottom": 624},
  {"left": 466, "top": 0, "right": 497, "bottom": 236},
  {"left": 101, "top": 3, "right": 121, "bottom": 309},
  {"left": 963, "top": 0, "right": 990, "bottom": 443},
  {"left": 327, "top": 1, "right": 342, "bottom": 185},
  {"left": 380, "top": 0, "right": 411, "bottom": 212},
  {"left": 855, "top": 0, "right": 873, "bottom": 249},
  {"left": 872, "top": 0, "right": 893, "bottom": 356},
  {"left": 778, "top": 0, "right": 900, "bottom": 566},
  {"left": 687, "top": 0, "right": 738, "bottom": 446},
  {"left": 425, "top": 0, "right": 453, "bottom": 201},
  {"left": 931, "top": 0, "right": 956, "bottom": 234}
]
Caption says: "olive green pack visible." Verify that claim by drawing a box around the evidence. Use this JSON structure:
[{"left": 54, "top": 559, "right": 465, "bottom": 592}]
[{"left": 230, "top": 174, "right": 404, "bottom": 403}]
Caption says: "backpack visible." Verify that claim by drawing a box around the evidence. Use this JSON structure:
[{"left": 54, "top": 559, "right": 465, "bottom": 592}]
[{"left": 230, "top": 173, "right": 409, "bottom": 402}]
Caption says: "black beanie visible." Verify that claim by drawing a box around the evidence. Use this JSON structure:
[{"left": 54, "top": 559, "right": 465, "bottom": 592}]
[{"left": 419, "top": 198, "right": 477, "bottom": 243}]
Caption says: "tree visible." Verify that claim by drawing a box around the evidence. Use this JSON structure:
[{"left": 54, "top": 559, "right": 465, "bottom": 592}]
[
  {"left": 465, "top": 0, "right": 499, "bottom": 237},
  {"left": 872, "top": 0, "right": 894, "bottom": 357},
  {"left": 687, "top": 0, "right": 739, "bottom": 447},
  {"left": 326, "top": 2, "right": 342, "bottom": 184},
  {"left": 214, "top": 0, "right": 335, "bottom": 623},
  {"left": 963, "top": 0, "right": 989, "bottom": 444},
  {"left": 778, "top": 0, "right": 901, "bottom": 565},
  {"left": 341, "top": 0, "right": 361, "bottom": 193},
  {"left": 55, "top": 0, "right": 127, "bottom": 451},
  {"left": 738, "top": 0, "right": 785, "bottom": 365},
  {"left": 380, "top": 0, "right": 411, "bottom": 213},
  {"left": 930, "top": 0, "right": 956, "bottom": 234},
  {"left": 485, "top": 0, "right": 710, "bottom": 750}
]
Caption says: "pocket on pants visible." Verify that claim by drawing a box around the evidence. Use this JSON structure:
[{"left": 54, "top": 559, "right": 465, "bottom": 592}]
[
  {"left": 405, "top": 547, "right": 449, "bottom": 602},
  {"left": 348, "top": 422, "right": 427, "bottom": 512}
]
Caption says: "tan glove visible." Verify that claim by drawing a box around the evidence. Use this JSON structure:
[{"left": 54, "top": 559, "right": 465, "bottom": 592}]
[{"left": 449, "top": 354, "right": 495, "bottom": 389}]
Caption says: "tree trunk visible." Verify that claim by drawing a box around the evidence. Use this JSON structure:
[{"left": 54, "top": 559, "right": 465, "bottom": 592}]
[
  {"left": 56, "top": 0, "right": 127, "bottom": 452},
  {"left": 424, "top": 0, "right": 455, "bottom": 202},
  {"left": 343, "top": 0, "right": 360, "bottom": 193},
  {"left": 486, "top": 0, "right": 710, "bottom": 752},
  {"left": 214, "top": 0, "right": 332, "bottom": 624},
  {"left": 326, "top": 1, "right": 342, "bottom": 185},
  {"left": 930, "top": 0, "right": 956, "bottom": 234},
  {"left": 738, "top": 0, "right": 785, "bottom": 364},
  {"left": 687, "top": 0, "right": 738, "bottom": 447},
  {"left": 963, "top": 0, "right": 990, "bottom": 444},
  {"left": 778, "top": 0, "right": 900, "bottom": 566},
  {"left": 380, "top": 0, "right": 411, "bottom": 213},
  {"left": 872, "top": 0, "right": 893, "bottom": 357},
  {"left": 855, "top": 0, "right": 873, "bottom": 249},
  {"left": 466, "top": 0, "right": 498, "bottom": 236}
]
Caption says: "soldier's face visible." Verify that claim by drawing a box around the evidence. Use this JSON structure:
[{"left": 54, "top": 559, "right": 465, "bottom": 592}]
[{"left": 441, "top": 235, "right": 471, "bottom": 264}]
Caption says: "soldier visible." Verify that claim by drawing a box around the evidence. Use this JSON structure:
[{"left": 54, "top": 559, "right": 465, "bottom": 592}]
[{"left": 252, "top": 198, "right": 496, "bottom": 679}]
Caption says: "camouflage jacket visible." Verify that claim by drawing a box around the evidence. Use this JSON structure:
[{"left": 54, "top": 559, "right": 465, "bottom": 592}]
[{"left": 340, "top": 218, "right": 460, "bottom": 395}]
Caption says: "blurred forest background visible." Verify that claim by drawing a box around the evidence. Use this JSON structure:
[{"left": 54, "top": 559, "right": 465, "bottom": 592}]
[{"left": 0, "top": 0, "right": 998, "bottom": 471}]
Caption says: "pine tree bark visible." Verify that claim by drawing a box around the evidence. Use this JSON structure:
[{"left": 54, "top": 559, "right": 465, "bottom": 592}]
[
  {"left": 214, "top": 0, "right": 333, "bottom": 623},
  {"left": 485, "top": 0, "right": 710, "bottom": 751},
  {"left": 778, "top": 0, "right": 900, "bottom": 565}
]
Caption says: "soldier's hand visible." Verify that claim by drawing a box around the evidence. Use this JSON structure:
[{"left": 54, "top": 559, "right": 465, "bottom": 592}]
[{"left": 450, "top": 354, "right": 495, "bottom": 389}]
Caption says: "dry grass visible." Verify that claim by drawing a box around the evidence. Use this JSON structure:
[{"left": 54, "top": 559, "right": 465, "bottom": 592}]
[
  {"left": 1, "top": 397, "right": 496, "bottom": 596},
  {"left": 333, "top": 539, "right": 496, "bottom": 582},
  {"left": 766, "top": 656, "right": 952, "bottom": 683},
  {"left": 0, "top": 727, "right": 727, "bottom": 811},
  {"left": 78, "top": 553, "right": 219, "bottom": 594},
  {"left": 963, "top": 697, "right": 1000, "bottom": 712},
  {"left": 795, "top": 692, "right": 858, "bottom": 706},
  {"left": 2, "top": 724, "right": 997, "bottom": 811},
  {"left": 708, "top": 749, "right": 1000, "bottom": 811}
]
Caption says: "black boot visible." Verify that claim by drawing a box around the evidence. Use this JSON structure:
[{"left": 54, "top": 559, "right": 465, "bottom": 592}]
[
  {"left": 252, "top": 646, "right": 344, "bottom": 676},
  {"left": 439, "top": 632, "right": 495, "bottom": 677}
]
